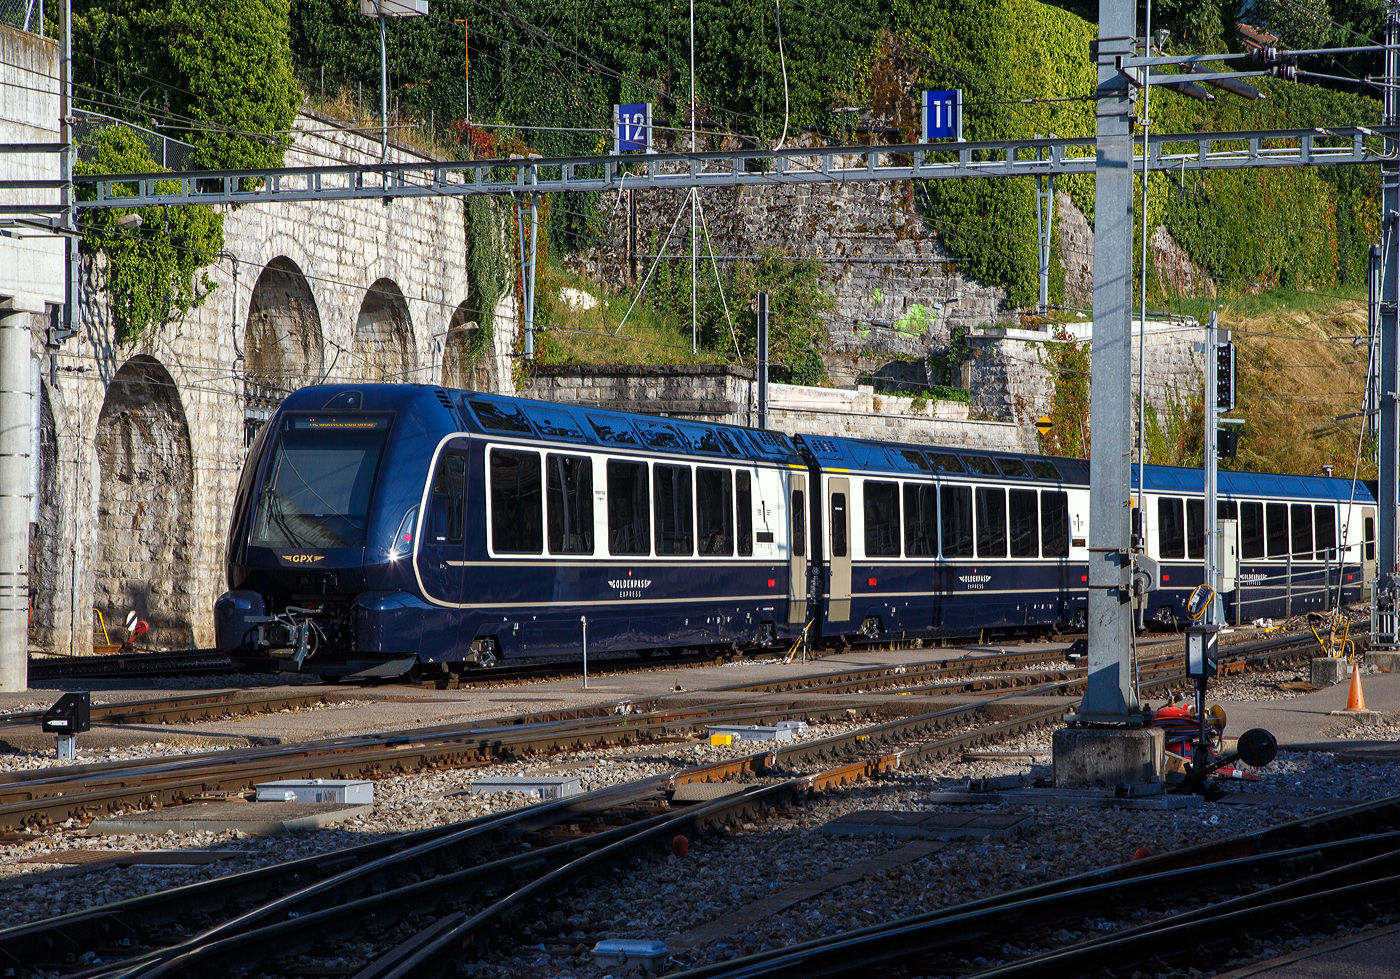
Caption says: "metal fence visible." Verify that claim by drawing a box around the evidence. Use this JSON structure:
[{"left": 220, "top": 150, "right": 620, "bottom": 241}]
[
  {"left": 72, "top": 110, "right": 196, "bottom": 171},
  {"left": 0, "top": 0, "right": 46, "bottom": 35}
]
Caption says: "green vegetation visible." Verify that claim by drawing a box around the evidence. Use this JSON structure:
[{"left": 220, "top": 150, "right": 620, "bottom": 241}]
[
  {"left": 74, "top": 127, "right": 223, "bottom": 344},
  {"left": 71, "top": 0, "right": 1381, "bottom": 387},
  {"left": 73, "top": 0, "right": 300, "bottom": 343},
  {"left": 1035, "top": 328, "right": 1091, "bottom": 458}
]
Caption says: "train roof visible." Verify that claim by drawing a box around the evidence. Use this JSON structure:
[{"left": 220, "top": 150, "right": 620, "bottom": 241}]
[
  {"left": 277, "top": 384, "right": 806, "bottom": 466},
  {"left": 1133, "top": 464, "right": 1375, "bottom": 503},
  {"left": 792, "top": 433, "right": 1091, "bottom": 484},
  {"left": 274, "top": 387, "right": 1375, "bottom": 504}
]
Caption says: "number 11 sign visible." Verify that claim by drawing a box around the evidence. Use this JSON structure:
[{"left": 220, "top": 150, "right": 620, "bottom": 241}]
[{"left": 614, "top": 103, "right": 653, "bottom": 154}]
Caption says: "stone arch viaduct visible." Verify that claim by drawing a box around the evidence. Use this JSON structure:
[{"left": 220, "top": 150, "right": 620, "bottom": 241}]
[{"left": 31, "top": 112, "right": 516, "bottom": 655}]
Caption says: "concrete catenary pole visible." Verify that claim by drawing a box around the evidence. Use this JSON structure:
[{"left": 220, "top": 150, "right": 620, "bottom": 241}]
[
  {"left": 1076, "top": 0, "right": 1140, "bottom": 722},
  {"left": 0, "top": 304, "right": 33, "bottom": 692}
]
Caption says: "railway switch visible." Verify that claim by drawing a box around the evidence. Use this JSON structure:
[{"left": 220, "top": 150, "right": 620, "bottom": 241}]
[{"left": 42, "top": 691, "right": 91, "bottom": 760}]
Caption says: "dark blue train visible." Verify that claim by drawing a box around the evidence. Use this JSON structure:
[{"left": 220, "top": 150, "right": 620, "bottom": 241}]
[{"left": 214, "top": 385, "right": 1377, "bottom": 679}]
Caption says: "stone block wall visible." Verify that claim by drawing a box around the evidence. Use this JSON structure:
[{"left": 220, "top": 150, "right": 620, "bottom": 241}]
[
  {"left": 520, "top": 365, "right": 1023, "bottom": 452},
  {"left": 25, "top": 110, "right": 502, "bottom": 655},
  {"left": 597, "top": 174, "right": 1010, "bottom": 374},
  {"left": 965, "top": 321, "right": 1205, "bottom": 447}
]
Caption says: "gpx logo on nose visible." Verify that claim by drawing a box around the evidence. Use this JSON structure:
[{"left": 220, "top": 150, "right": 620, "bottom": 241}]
[{"left": 281, "top": 553, "right": 326, "bottom": 564}]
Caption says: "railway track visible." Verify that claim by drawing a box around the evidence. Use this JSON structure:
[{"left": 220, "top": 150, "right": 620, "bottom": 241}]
[
  {"left": 0, "top": 689, "right": 359, "bottom": 728},
  {"left": 26, "top": 650, "right": 237, "bottom": 682},
  {"left": 0, "top": 632, "right": 1322, "bottom": 831},
  {"left": 0, "top": 630, "right": 1326, "bottom": 978},
  {"left": 0, "top": 675, "right": 1089, "bottom": 977}
]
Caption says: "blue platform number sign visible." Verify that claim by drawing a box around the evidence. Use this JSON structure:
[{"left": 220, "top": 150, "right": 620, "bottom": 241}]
[
  {"left": 922, "top": 90, "right": 963, "bottom": 143},
  {"left": 614, "top": 103, "right": 653, "bottom": 154}
]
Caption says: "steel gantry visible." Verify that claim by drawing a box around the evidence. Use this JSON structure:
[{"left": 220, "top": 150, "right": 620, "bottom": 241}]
[{"left": 9, "top": 126, "right": 1383, "bottom": 213}]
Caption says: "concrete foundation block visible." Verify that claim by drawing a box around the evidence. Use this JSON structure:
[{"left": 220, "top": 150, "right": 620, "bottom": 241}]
[
  {"left": 1311, "top": 657, "right": 1352, "bottom": 687},
  {"left": 1367, "top": 651, "right": 1400, "bottom": 673},
  {"left": 1053, "top": 726, "right": 1165, "bottom": 789}
]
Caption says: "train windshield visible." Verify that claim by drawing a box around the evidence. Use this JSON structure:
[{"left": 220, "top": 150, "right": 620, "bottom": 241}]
[{"left": 251, "top": 414, "right": 392, "bottom": 548}]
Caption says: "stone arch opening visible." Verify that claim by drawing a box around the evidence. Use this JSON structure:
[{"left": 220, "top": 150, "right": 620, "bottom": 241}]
[
  {"left": 354, "top": 278, "right": 415, "bottom": 382},
  {"left": 28, "top": 382, "right": 63, "bottom": 652},
  {"left": 94, "top": 356, "right": 195, "bottom": 649},
  {"left": 440, "top": 299, "right": 498, "bottom": 392},
  {"left": 244, "top": 257, "right": 323, "bottom": 446}
]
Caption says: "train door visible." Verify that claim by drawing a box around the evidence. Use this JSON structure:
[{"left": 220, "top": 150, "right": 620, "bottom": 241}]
[
  {"left": 416, "top": 446, "right": 467, "bottom": 605},
  {"left": 788, "top": 474, "right": 807, "bottom": 625},
  {"left": 828, "top": 477, "right": 852, "bottom": 622}
]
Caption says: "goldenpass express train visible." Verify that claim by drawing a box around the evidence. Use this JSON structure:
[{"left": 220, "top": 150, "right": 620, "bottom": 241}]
[{"left": 214, "top": 385, "right": 1377, "bottom": 679}]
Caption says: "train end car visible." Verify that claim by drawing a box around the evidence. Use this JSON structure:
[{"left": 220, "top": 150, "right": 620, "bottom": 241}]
[{"left": 216, "top": 384, "right": 811, "bottom": 678}]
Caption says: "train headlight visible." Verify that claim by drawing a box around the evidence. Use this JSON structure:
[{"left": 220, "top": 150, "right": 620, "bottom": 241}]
[{"left": 389, "top": 506, "right": 418, "bottom": 561}]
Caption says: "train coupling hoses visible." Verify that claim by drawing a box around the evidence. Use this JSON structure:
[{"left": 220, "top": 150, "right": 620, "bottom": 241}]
[{"left": 269, "top": 606, "right": 326, "bottom": 668}]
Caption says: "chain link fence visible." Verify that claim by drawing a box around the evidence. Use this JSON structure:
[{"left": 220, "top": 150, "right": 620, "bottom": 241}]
[
  {"left": 72, "top": 110, "right": 196, "bottom": 170},
  {"left": 0, "top": 0, "right": 47, "bottom": 35}
]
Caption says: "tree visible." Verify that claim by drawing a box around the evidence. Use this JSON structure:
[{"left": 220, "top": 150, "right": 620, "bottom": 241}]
[
  {"left": 76, "top": 127, "right": 224, "bottom": 344},
  {"left": 74, "top": 0, "right": 300, "bottom": 171},
  {"left": 731, "top": 249, "right": 834, "bottom": 386}
]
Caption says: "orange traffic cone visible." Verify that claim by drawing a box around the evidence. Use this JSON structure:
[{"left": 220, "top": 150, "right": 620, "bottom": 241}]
[{"left": 1343, "top": 663, "right": 1368, "bottom": 713}]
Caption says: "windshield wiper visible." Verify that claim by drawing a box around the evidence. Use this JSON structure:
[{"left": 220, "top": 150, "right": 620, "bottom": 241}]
[{"left": 264, "top": 487, "right": 309, "bottom": 549}]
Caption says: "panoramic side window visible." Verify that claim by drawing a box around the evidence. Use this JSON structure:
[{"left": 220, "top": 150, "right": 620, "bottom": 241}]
[
  {"left": 863, "top": 480, "right": 901, "bottom": 557},
  {"left": 426, "top": 450, "right": 467, "bottom": 545},
  {"left": 1009, "top": 489, "right": 1039, "bottom": 558},
  {"left": 546, "top": 453, "right": 594, "bottom": 555},
  {"left": 1041, "top": 491, "right": 1069, "bottom": 557},
  {"left": 1266, "top": 502, "right": 1289, "bottom": 558},
  {"left": 830, "top": 492, "right": 847, "bottom": 557},
  {"left": 737, "top": 471, "right": 754, "bottom": 556},
  {"left": 1240, "top": 501, "right": 1265, "bottom": 559},
  {"left": 1187, "top": 498, "right": 1204, "bottom": 560},
  {"left": 941, "top": 485, "right": 973, "bottom": 557},
  {"left": 1314, "top": 505, "right": 1337, "bottom": 560},
  {"left": 490, "top": 449, "right": 543, "bottom": 554},
  {"left": 903, "top": 484, "right": 937, "bottom": 557},
  {"left": 696, "top": 467, "right": 734, "bottom": 556},
  {"left": 1157, "top": 497, "right": 1185, "bottom": 560},
  {"left": 606, "top": 459, "right": 650, "bottom": 555},
  {"left": 976, "top": 487, "right": 1007, "bottom": 558},
  {"left": 1291, "top": 503, "right": 1314, "bottom": 559},
  {"left": 653, "top": 464, "right": 694, "bottom": 556}
]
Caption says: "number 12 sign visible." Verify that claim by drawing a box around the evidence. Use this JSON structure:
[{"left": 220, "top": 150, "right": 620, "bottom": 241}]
[{"left": 614, "top": 103, "right": 653, "bottom": 154}]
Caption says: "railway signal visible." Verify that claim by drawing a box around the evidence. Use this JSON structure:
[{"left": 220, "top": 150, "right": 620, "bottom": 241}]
[
  {"left": 1035, "top": 415, "right": 1054, "bottom": 438},
  {"left": 1216, "top": 341, "right": 1237, "bottom": 410}
]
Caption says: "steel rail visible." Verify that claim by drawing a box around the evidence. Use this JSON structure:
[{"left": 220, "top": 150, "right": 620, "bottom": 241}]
[
  {"left": 0, "top": 672, "right": 1097, "bottom": 971},
  {"left": 0, "top": 689, "right": 358, "bottom": 728},
  {"left": 0, "top": 699, "right": 870, "bottom": 829},
  {"left": 6, "top": 636, "right": 1317, "bottom": 975},
  {"left": 0, "top": 745, "right": 782, "bottom": 971},
  {"left": 666, "top": 823, "right": 1400, "bottom": 974},
  {"left": 974, "top": 835, "right": 1400, "bottom": 977},
  {"left": 26, "top": 650, "right": 234, "bottom": 681},
  {"left": 327, "top": 645, "right": 1358, "bottom": 979}
]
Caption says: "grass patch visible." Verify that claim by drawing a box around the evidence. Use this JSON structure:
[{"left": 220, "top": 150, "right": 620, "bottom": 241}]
[
  {"left": 1157, "top": 285, "right": 1368, "bottom": 323},
  {"left": 534, "top": 265, "right": 726, "bottom": 366},
  {"left": 1155, "top": 286, "right": 1373, "bottom": 480}
]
